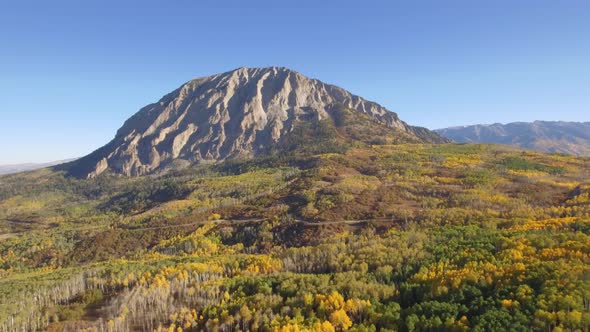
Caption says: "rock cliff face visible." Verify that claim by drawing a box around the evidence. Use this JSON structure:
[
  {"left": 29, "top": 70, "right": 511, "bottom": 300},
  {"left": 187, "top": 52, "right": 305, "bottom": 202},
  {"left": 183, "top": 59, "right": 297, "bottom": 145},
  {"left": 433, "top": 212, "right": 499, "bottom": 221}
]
[
  {"left": 436, "top": 121, "right": 590, "bottom": 156},
  {"left": 69, "top": 67, "right": 446, "bottom": 177}
]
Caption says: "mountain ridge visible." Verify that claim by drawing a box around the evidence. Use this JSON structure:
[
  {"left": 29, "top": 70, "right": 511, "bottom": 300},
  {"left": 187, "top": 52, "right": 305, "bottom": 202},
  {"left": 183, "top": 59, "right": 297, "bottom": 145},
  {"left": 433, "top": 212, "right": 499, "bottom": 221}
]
[
  {"left": 436, "top": 120, "right": 590, "bottom": 156},
  {"left": 66, "top": 67, "right": 447, "bottom": 177},
  {"left": 0, "top": 159, "right": 76, "bottom": 175}
]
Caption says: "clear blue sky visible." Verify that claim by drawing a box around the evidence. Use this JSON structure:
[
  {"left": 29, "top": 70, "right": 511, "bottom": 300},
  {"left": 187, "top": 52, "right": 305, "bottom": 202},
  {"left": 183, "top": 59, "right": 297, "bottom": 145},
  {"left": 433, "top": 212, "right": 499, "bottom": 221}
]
[{"left": 1, "top": 0, "right": 589, "bottom": 164}]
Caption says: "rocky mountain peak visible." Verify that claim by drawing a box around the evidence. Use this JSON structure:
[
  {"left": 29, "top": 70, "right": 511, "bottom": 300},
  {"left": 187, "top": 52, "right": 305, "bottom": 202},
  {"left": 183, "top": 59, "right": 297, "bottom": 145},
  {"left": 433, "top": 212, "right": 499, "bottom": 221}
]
[{"left": 67, "top": 67, "right": 446, "bottom": 177}]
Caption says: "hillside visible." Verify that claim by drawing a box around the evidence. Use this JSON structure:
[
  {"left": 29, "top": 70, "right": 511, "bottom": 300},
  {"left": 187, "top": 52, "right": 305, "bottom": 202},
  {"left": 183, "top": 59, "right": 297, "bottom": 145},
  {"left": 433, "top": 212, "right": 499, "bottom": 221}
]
[
  {"left": 65, "top": 67, "right": 446, "bottom": 178},
  {"left": 436, "top": 121, "right": 590, "bottom": 156},
  {"left": 1, "top": 142, "right": 590, "bottom": 331}
]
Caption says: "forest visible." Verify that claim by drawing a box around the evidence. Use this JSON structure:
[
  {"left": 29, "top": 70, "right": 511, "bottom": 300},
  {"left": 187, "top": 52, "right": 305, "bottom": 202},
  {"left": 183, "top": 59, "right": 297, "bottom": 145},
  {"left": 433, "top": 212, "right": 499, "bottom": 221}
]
[{"left": 1, "top": 141, "right": 589, "bottom": 331}]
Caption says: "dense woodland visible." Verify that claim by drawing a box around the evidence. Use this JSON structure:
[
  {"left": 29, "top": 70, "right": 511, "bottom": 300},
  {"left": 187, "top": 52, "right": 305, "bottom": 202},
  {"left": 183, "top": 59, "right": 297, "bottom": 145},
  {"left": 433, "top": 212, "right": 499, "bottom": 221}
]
[{"left": 1, "top": 114, "right": 590, "bottom": 331}]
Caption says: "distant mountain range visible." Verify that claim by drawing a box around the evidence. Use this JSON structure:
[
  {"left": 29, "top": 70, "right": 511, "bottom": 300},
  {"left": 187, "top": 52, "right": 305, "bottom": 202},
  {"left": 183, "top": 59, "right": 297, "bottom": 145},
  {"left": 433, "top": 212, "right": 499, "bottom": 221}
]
[
  {"left": 436, "top": 121, "right": 590, "bottom": 156},
  {"left": 0, "top": 159, "right": 75, "bottom": 175}
]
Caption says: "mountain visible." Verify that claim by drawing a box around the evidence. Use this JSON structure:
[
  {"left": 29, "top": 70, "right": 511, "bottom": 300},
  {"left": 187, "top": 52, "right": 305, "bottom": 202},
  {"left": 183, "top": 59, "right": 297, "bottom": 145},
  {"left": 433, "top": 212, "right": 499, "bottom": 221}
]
[
  {"left": 65, "top": 67, "right": 447, "bottom": 178},
  {"left": 3, "top": 79, "right": 590, "bottom": 331},
  {"left": 436, "top": 121, "right": 590, "bottom": 156},
  {"left": 0, "top": 159, "right": 75, "bottom": 175}
]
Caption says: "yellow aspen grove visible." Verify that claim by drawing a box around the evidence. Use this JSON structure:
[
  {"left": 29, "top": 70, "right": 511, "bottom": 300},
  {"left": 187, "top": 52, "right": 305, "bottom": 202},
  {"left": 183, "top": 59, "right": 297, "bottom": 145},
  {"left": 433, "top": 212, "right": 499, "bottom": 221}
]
[{"left": 329, "top": 309, "right": 352, "bottom": 331}]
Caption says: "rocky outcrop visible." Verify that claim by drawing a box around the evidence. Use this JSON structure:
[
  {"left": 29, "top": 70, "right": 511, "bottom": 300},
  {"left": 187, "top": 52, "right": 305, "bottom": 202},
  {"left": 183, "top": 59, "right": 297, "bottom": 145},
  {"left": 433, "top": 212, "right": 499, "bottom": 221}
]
[{"left": 69, "top": 67, "right": 446, "bottom": 177}]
